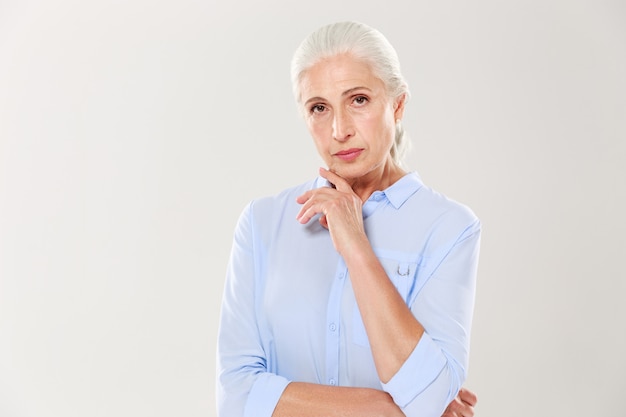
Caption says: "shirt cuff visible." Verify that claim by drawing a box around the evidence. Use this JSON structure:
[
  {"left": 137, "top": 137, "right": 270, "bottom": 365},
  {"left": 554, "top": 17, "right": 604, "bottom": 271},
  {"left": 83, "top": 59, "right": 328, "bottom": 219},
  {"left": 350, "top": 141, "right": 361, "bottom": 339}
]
[
  {"left": 381, "top": 332, "right": 447, "bottom": 408},
  {"left": 244, "top": 373, "right": 291, "bottom": 417}
]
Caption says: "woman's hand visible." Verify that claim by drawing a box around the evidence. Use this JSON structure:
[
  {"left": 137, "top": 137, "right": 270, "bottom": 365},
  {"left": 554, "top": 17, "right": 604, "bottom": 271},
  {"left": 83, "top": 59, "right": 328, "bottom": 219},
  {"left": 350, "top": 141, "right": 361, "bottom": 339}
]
[
  {"left": 442, "top": 387, "right": 478, "bottom": 417},
  {"left": 296, "top": 168, "right": 367, "bottom": 254}
]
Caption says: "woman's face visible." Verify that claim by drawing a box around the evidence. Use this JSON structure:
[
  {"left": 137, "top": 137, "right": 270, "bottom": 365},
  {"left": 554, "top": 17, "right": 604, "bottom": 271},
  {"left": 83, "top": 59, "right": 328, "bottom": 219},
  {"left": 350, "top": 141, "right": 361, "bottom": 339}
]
[{"left": 299, "top": 54, "right": 405, "bottom": 183}]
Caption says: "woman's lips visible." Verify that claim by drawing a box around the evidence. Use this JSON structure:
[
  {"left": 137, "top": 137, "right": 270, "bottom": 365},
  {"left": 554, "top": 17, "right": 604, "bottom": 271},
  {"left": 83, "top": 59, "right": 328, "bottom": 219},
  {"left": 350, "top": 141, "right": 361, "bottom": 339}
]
[{"left": 334, "top": 148, "right": 363, "bottom": 161}]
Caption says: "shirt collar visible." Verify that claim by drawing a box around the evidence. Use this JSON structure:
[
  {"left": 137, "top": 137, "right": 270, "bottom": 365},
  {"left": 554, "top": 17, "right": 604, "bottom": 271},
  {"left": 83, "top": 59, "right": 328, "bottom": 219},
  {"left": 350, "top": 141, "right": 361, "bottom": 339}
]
[
  {"left": 381, "top": 171, "right": 423, "bottom": 209},
  {"left": 313, "top": 171, "right": 423, "bottom": 210}
]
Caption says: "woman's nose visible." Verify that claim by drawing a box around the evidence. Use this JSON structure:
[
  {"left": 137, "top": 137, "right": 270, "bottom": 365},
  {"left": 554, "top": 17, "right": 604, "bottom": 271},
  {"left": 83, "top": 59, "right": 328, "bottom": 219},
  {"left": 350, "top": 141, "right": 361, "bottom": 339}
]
[{"left": 332, "top": 110, "right": 354, "bottom": 141}]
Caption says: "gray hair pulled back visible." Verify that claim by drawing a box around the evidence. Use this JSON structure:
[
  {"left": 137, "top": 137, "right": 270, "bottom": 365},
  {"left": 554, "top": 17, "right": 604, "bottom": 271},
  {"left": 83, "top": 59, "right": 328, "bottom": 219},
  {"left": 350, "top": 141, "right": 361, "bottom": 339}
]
[{"left": 291, "top": 21, "right": 411, "bottom": 164}]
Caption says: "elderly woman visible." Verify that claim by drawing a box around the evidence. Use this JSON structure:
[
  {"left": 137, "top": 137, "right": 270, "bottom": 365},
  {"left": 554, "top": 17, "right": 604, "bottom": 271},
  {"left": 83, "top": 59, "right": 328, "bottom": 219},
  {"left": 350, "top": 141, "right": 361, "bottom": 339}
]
[{"left": 217, "top": 21, "right": 481, "bottom": 417}]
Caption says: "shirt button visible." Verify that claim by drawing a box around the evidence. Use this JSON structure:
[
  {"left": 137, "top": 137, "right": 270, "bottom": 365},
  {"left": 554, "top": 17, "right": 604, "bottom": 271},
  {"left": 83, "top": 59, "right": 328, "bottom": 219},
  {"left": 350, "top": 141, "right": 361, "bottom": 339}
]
[
  {"left": 329, "top": 379, "right": 336, "bottom": 386},
  {"left": 338, "top": 272, "right": 345, "bottom": 280},
  {"left": 329, "top": 323, "right": 337, "bottom": 332}
]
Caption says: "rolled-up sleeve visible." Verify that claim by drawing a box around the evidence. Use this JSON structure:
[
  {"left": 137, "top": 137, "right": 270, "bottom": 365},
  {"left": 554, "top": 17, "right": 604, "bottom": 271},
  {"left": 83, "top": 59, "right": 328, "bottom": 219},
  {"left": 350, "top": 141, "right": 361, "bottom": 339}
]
[
  {"left": 382, "top": 218, "right": 481, "bottom": 416},
  {"left": 216, "top": 203, "right": 290, "bottom": 417}
]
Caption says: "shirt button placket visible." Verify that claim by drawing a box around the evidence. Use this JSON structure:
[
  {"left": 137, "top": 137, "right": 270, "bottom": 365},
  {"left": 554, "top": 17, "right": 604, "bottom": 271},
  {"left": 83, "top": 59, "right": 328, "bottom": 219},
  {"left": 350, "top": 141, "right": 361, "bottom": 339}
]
[{"left": 326, "top": 263, "right": 347, "bottom": 388}]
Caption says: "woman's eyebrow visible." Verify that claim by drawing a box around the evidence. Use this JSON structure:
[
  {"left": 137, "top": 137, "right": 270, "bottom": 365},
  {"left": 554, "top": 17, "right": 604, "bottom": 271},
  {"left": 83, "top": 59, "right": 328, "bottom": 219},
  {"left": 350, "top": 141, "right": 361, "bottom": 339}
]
[
  {"left": 304, "top": 96, "right": 325, "bottom": 107},
  {"left": 304, "top": 86, "right": 373, "bottom": 106},
  {"left": 341, "top": 86, "right": 372, "bottom": 97}
]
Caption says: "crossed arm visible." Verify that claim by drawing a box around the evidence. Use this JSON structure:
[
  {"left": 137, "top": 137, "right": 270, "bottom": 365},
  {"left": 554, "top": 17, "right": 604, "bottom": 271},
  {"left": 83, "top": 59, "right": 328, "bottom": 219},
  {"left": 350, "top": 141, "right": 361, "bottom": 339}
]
[{"left": 273, "top": 383, "right": 477, "bottom": 417}]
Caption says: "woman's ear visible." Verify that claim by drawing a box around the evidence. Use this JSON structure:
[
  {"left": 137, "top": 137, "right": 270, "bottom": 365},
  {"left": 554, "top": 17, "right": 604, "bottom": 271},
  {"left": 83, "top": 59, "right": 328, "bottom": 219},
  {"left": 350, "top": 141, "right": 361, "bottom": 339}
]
[{"left": 393, "top": 93, "right": 407, "bottom": 121}]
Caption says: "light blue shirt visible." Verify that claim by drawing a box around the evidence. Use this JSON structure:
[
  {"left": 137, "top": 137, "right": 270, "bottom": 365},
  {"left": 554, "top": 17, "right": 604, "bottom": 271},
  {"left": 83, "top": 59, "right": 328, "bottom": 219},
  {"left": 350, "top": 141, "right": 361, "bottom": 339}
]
[{"left": 216, "top": 172, "right": 481, "bottom": 417}]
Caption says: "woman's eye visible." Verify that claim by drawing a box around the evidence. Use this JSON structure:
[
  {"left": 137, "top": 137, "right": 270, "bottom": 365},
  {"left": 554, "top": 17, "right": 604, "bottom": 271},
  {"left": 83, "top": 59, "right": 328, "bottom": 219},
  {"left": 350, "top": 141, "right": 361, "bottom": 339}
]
[
  {"left": 353, "top": 96, "right": 369, "bottom": 105},
  {"left": 310, "top": 104, "right": 326, "bottom": 114}
]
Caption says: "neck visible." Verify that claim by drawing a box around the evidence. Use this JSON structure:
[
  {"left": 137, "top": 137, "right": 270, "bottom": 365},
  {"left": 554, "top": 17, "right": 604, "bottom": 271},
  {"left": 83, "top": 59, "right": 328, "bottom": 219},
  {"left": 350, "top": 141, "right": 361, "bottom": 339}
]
[{"left": 349, "top": 159, "right": 406, "bottom": 202}]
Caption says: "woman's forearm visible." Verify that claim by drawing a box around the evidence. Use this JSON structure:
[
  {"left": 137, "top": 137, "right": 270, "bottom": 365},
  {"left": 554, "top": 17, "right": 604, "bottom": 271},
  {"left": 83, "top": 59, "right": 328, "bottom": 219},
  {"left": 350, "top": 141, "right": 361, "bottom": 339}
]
[
  {"left": 342, "top": 235, "right": 425, "bottom": 383},
  {"left": 272, "top": 382, "right": 404, "bottom": 417}
]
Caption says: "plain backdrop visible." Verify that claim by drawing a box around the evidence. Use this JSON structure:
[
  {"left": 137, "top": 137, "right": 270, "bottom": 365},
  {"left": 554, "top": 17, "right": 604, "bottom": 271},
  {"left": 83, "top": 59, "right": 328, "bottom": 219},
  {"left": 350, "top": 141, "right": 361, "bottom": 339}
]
[{"left": 1, "top": 1, "right": 625, "bottom": 416}]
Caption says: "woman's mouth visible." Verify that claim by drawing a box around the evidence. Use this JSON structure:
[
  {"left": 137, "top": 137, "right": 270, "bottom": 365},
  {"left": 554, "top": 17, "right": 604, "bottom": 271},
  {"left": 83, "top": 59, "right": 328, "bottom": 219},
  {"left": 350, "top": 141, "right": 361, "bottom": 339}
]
[{"left": 334, "top": 148, "right": 363, "bottom": 161}]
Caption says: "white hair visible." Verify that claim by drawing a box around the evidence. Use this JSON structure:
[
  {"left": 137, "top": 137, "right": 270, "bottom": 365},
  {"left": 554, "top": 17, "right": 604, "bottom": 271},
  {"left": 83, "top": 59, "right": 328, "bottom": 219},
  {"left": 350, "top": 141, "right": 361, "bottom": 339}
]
[{"left": 290, "top": 21, "right": 411, "bottom": 164}]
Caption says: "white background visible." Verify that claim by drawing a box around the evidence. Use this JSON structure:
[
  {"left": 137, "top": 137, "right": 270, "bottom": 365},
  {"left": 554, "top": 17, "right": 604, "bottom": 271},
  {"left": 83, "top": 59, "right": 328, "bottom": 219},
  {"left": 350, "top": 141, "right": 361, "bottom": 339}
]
[{"left": 1, "top": 1, "right": 625, "bottom": 416}]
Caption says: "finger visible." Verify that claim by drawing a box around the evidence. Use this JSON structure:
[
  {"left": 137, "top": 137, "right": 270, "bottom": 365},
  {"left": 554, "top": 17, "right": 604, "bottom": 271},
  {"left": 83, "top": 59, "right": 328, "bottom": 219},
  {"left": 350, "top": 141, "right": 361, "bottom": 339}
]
[
  {"left": 446, "top": 397, "right": 472, "bottom": 417},
  {"left": 319, "top": 167, "right": 352, "bottom": 193},
  {"left": 296, "top": 184, "right": 336, "bottom": 207},
  {"left": 458, "top": 388, "right": 478, "bottom": 407},
  {"left": 441, "top": 407, "right": 462, "bottom": 417},
  {"left": 440, "top": 406, "right": 456, "bottom": 417},
  {"left": 296, "top": 190, "right": 321, "bottom": 223},
  {"left": 297, "top": 194, "right": 331, "bottom": 224},
  {"left": 296, "top": 189, "right": 313, "bottom": 205},
  {"left": 455, "top": 400, "right": 474, "bottom": 417},
  {"left": 296, "top": 203, "right": 322, "bottom": 224},
  {"left": 319, "top": 214, "right": 328, "bottom": 229}
]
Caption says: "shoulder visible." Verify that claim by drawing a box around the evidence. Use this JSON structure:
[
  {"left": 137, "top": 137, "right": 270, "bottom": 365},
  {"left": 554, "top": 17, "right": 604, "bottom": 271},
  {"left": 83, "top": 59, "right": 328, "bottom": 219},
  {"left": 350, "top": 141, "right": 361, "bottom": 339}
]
[
  {"left": 419, "top": 185, "right": 477, "bottom": 221},
  {"left": 406, "top": 178, "right": 481, "bottom": 238}
]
